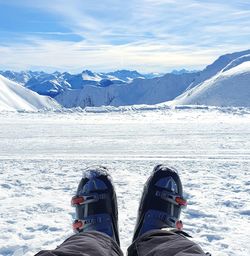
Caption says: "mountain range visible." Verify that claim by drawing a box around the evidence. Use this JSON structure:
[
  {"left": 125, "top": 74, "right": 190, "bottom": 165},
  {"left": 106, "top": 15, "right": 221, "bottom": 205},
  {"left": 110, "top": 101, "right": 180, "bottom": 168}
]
[
  {"left": 0, "top": 69, "right": 162, "bottom": 98},
  {"left": 0, "top": 49, "right": 250, "bottom": 111},
  {"left": 54, "top": 49, "right": 250, "bottom": 108}
]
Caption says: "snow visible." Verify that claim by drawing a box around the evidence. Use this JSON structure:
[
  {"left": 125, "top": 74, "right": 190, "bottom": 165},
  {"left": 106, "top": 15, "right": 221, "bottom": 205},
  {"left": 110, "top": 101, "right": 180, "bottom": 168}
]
[
  {"left": 0, "top": 108, "right": 249, "bottom": 256},
  {"left": 105, "top": 70, "right": 145, "bottom": 82},
  {"left": 172, "top": 61, "right": 250, "bottom": 107},
  {"left": 222, "top": 54, "right": 250, "bottom": 72},
  {"left": 186, "top": 49, "right": 250, "bottom": 90},
  {"left": 81, "top": 70, "right": 102, "bottom": 81},
  {"left": 0, "top": 75, "right": 60, "bottom": 112}
]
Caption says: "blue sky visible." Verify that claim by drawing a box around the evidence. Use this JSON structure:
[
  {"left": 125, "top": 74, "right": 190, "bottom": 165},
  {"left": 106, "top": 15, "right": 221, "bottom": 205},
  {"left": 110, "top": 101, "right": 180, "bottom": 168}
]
[{"left": 0, "top": 0, "right": 249, "bottom": 73}]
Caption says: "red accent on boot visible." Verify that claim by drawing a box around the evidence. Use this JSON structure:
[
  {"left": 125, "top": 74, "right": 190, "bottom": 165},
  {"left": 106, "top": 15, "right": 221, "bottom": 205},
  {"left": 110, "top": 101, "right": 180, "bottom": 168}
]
[
  {"left": 73, "top": 220, "right": 84, "bottom": 230},
  {"left": 175, "top": 197, "right": 187, "bottom": 206},
  {"left": 71, "top": 196, "right": 84, "bottom": 206}
]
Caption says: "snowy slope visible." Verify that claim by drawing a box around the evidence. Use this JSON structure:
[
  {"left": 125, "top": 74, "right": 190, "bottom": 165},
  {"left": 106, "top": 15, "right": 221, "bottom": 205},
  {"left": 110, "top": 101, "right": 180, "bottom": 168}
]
[
  {"left": 55, "top": 72, "right": 197, "bottom": 108},
  {"left": 0, "top": 75, "right": 60, "bottom": 111},
  {"left": 186, "top": 49, "right": 250, "bottom": 90},
  {"left": 172, "top": 61, "right": 250, "bottom": 107},
  {"left": 222, "top": 54, "right": 250, "bottom": 72}
]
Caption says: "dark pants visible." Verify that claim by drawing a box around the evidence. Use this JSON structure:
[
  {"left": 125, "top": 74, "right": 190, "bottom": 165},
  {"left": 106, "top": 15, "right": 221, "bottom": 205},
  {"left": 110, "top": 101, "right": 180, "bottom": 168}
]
[{"left": 36, "top": 230, "right": 206, "bottom": 256}]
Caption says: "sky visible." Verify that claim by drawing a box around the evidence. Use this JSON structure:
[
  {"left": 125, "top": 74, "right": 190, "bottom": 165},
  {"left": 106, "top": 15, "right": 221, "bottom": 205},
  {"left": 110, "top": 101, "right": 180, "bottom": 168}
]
[{"left": 0, "top": 0, "right": 250, "bottom": 73}]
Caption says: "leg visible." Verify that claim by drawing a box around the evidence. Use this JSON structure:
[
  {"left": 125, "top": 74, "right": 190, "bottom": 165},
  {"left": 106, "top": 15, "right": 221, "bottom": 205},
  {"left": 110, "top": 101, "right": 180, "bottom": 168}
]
[
  {"left": 35, "top": 166, "right": 122, "bottom": 256},
  {"left": 128, "top": 230, "right": 205, "bottom": 256},
  {"left": 128, "top": 164, "right": 207, "bottom": 256},
  {"left": 36, "top": 231, "right": 122, "bottom": 256}
]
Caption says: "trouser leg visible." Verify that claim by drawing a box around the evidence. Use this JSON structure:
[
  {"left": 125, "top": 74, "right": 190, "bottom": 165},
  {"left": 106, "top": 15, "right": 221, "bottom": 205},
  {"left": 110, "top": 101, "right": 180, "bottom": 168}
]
[
  {"left": 127, "top": 230, "right": 206, "bottom": 256},
  {"left": 35, "top": 231, "right": 123, "bottom": 256}
]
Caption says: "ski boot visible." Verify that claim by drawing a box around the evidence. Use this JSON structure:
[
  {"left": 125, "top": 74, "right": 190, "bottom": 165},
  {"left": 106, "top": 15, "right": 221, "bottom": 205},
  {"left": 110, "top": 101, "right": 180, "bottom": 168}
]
[
  {"left": 132, "top": 164, "right": 187, "bottom": 241},
  {"left": 71, "top": 166, "right": 120, "bottom": 245}
]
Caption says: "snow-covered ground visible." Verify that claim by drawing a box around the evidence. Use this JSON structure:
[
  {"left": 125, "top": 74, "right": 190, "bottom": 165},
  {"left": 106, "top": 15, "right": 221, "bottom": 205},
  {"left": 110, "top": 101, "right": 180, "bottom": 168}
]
[{"left": 0, "top": 108, "right": 250, "bottom": 256}]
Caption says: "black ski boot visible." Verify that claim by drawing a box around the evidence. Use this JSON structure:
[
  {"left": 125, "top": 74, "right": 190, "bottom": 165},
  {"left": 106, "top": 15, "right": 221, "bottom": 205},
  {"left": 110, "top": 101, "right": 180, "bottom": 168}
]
[
  {"left": 71, "top": 166, "right": 120, "bottom": 245},
  {"left": 132, "top": 164, "right": 187, "bottom": 241}
]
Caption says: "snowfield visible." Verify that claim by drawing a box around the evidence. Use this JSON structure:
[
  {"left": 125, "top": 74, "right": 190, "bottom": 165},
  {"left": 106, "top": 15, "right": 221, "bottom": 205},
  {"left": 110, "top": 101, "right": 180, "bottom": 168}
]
[{"left": 0, "top": 108, "right": 250, "bottom": 256}]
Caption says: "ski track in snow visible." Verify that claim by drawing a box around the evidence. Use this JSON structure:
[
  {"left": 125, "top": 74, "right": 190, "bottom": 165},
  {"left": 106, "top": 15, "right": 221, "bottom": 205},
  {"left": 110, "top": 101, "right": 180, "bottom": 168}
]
[{"left": 0, "top": 109, "right": 249, "bottom": 256}]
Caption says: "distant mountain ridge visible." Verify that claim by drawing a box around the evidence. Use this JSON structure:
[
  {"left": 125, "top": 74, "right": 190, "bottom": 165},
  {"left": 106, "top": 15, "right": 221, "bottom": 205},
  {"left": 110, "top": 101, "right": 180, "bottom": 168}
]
[
  {"left": 1, "top": 49, "right": 250, "bottom": 109},
  {"left": 0, "top": 69, "right": 161, "bottom": 97}
]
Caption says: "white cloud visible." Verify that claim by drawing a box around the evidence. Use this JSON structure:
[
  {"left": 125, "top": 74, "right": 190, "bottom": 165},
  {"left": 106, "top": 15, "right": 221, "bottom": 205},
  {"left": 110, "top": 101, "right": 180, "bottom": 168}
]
[
  {"left": 0, "top": 0, "right": 250, "bottom": 71},
  {"left": 0, "top": 36, "right": 247, "bottom": 73}
]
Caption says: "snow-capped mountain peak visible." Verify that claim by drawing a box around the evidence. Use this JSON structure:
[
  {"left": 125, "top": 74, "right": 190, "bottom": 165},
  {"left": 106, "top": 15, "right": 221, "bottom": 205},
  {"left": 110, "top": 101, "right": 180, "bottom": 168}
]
[{"left": 81, "top": 70, "right": 102, "bottom": 81}]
